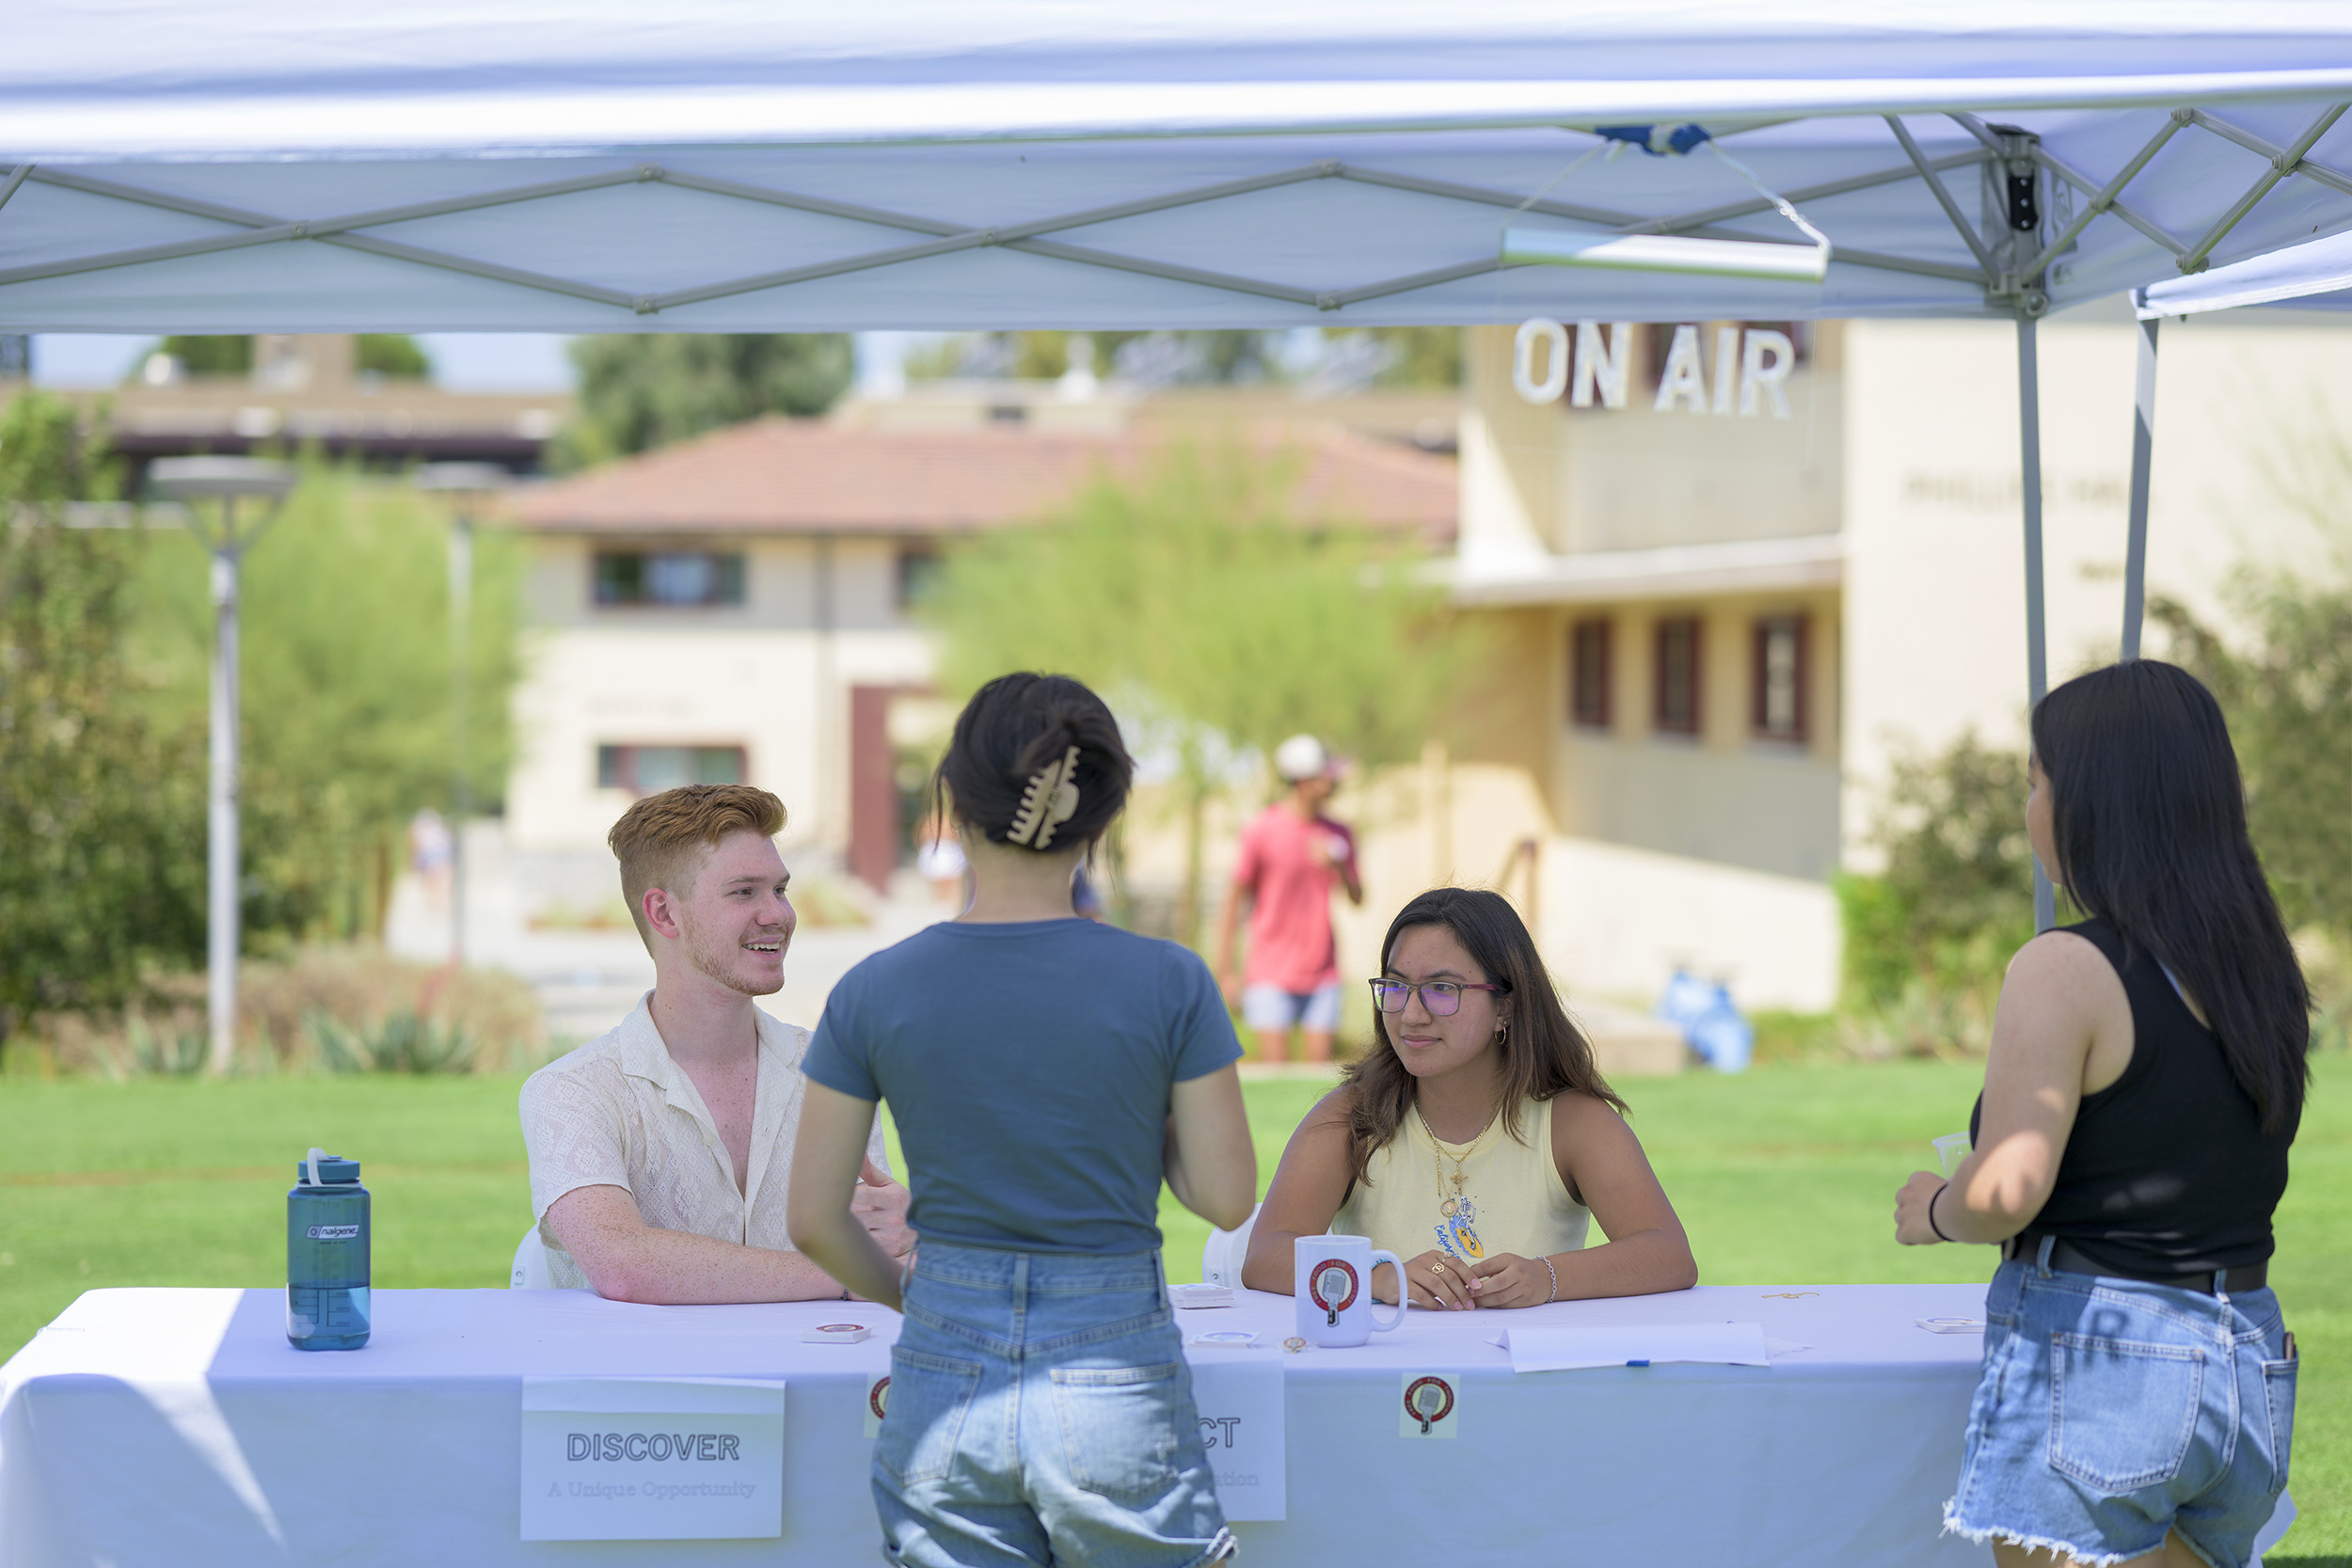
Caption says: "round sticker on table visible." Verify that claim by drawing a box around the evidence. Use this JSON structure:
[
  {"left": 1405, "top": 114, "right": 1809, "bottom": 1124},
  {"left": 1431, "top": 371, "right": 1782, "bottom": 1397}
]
[
  {"left": 1403, "top": 1375, "right": 1455, "bottom": 1436},
  {"left": 869, "top": 1377, "right": 891, "bottom": 1422},
  {"left": 1308, "top": 1259, "right": 1359, "bottom": 1325}
]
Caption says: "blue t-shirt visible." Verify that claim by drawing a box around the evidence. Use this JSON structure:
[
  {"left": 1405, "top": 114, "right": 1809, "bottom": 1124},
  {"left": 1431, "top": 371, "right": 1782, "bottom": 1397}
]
[{"left": 803, "top": 918, "right": 1242, "bottom": 1256}]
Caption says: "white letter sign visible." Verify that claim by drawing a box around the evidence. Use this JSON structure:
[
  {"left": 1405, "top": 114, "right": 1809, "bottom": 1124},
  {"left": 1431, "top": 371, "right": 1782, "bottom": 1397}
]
[
  {"left": 1653, "top": 325, "right": 1708, "bottom": 414},
  {"left": 520, "top": 1378, "right": 786, "bottom": 1541},
  {"left": 1185, "top": 1359, "right": 1286, "bottom": 1520},
  {"left": 1511, "top": 317, "right": 1569, "bottom": 404},
  {"left": 1740, "top": 329, "right": 1796, "bottom": 419},
  {"left": 1571, "top": 321, "right": 1629, "bottom": 408}
]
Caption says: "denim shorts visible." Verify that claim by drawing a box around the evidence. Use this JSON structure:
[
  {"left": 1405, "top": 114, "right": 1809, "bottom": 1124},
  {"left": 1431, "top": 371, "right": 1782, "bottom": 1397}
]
[
  {"left": 1946, "top": 1244, "right": 2297, "bottom": 1568},
  {"left": 1241, "top": 982, "right": 1342, "bottom": 1032},
  {"left": 875, "top": 1240, "right": 1235, "bottom": 1568}
]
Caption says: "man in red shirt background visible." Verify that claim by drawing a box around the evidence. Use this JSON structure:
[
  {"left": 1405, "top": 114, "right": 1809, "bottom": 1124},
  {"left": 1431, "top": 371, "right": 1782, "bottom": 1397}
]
[{"left": 1214, "top": 734, "right": 1363, "bottom": 1064}]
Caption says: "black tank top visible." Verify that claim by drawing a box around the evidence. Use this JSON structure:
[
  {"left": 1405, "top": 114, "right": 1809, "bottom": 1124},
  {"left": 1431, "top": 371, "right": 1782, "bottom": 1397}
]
[{"left": 1970, "top": 916, "right": 2296, "bottom": 1275}]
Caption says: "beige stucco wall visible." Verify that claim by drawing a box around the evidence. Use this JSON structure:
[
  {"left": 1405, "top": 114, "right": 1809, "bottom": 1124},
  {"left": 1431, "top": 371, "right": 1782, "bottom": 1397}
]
[
  {"left": 506, "top": 534, "right": 932, "bottom": 870},
  {"left": 1839, "top": 307, "right": 2352, "bottom": 864}
]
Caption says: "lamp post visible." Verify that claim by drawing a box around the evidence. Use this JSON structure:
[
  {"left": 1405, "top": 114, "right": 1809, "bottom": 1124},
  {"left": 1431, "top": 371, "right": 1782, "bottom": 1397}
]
[
  {"left": 414, "top": 463, "right": 510, "bottom": 968},
  {"left": 150, "top": 456, "right": 297, "bottom": 1076}
]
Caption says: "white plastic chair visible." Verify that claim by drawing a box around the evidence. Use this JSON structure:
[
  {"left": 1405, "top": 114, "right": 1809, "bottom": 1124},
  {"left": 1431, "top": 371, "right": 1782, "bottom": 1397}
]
[
  {"left": 510, "top": 1223, "right": 553, "bottom": 1289},
  {"left": 1199, "top": 1203, "right": 1261, "bottom": 1290}
]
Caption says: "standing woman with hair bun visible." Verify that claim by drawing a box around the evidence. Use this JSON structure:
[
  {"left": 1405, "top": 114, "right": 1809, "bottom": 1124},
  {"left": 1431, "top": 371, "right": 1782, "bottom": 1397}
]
[
  {"left": 789, "top": 673, "right": 1255, "bottom": 1568},
  {"left": 1898, "top": 660, "right": 2308, "bottom": 1568}
]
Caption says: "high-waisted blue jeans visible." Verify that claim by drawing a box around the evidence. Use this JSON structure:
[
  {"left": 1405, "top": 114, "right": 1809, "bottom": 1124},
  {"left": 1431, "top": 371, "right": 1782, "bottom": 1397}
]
[{"left": 874, "top": 1241, "right": 1234, "bottom": 1568}]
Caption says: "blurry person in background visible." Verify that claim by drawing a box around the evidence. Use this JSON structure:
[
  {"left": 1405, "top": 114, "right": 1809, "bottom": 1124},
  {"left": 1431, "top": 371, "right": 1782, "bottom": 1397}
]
[
  {"left": 408, "top": 808, "right": 453, "bottom": 911},
  {"left": 1215, "top": 733, "right": 1362, "bottom": 1064},
  {"left": 915, "top": 816, "right": 969, "bottom": 909}
]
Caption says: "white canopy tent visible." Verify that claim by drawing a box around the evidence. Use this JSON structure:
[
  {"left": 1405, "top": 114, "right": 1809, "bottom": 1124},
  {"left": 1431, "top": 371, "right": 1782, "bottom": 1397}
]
[
  {"left": 8, "top": 4, "right": 2352, "bottom": 334},
  {"left": 2141, "top": 225, "right": 2352, "bottom": 313},
  {"left": 11, "top": 1, "right": 2352, "bottom": 940}
]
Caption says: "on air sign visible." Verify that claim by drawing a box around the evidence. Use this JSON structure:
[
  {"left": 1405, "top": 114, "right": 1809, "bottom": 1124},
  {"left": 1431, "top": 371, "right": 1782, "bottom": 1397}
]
[{"left": 1513, "top": 318, "right": 1800, "bottom": 419}]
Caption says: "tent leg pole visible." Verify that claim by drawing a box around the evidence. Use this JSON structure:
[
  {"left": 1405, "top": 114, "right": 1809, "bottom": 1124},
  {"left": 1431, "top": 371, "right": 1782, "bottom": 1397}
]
[
  {"left": 2018, "top": 313, "right": 2056, "bottom": 934},
  {"left": 2121, "top": 313, "right": 2159, "bottom": 661}
]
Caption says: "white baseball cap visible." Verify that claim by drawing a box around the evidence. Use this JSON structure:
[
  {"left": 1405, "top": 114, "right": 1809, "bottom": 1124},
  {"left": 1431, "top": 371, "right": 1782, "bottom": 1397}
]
[{"left": 1274, "top": 734, "right": 1332, "bottom": 783}]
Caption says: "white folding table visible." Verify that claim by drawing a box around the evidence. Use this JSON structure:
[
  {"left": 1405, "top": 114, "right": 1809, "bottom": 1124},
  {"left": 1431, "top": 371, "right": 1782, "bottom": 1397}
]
[{"left": 0, "top": 1280, "right": 2020, "bottom": 1566}]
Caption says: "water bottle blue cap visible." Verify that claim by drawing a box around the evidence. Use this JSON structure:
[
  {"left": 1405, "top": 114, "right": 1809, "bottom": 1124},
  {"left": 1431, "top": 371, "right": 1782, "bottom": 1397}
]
[{"left": 296, "top": 1155, "right": 362, "bottom": 1183}]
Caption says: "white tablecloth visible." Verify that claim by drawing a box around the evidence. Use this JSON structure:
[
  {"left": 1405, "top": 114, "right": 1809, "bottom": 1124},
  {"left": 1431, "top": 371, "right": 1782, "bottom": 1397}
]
[{"left": 0, "top": 1282, "right": 2006, "bottom": 1566}]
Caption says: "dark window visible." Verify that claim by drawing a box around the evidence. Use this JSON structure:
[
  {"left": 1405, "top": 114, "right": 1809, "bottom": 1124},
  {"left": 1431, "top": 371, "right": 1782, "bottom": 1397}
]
[
  {"left": 896, "top": 547, "right": 943, "bottom": 611},
  {"left": 1569, "top": 618, "right": 1613, "bottom": 729},
  {"left": 1654, "top": 617, "right": 1703, "bottom": 736},
  {"left": 1753, "top": 614, "right": 1809, "bottom": 743},
  {"left": 596, "top": 744, "right": 746, "bottom": 794},
  {"left": 593, "top": 550, "right": 746, "bottom": 608}
]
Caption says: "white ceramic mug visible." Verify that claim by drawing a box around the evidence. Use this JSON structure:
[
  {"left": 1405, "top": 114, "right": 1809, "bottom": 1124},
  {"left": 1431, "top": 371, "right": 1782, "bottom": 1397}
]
[{"left": 1295, "top": 1234, "right": 1408, "bottom": 1347}]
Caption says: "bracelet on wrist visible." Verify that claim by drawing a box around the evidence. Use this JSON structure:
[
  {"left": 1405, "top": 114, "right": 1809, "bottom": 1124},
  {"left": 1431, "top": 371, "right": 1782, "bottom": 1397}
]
[
  {"left": 1927, "top": 1181, "right": 1958, "bottom": 1243},
  {"left": 1541, "top": 1255, "right": 1559, "bottom": 1304}
]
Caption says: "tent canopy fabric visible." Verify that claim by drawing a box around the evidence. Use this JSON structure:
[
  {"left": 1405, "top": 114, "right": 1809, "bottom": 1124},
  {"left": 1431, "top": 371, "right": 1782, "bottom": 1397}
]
[
  {"left": 8, "top": 2, "right": 2352, "bottom": 332},
  {"left": 2139, "top": 228, "right": 2352, "bottom": 314}
]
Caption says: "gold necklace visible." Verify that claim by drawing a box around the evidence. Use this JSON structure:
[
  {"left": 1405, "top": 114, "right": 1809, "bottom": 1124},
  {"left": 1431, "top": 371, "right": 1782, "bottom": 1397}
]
[{"left": 1415, "top": 1102, "right": 1498, "bottom": 1215}]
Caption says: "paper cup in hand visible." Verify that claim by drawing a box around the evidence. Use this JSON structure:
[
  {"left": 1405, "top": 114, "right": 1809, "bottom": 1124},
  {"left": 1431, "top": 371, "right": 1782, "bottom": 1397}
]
[
  {"left": 1932, "top": 1133, "right": 1972, "bottom": 1178},
  {"left": 1295, "top": 1234, "right": 1406, "bottom": 1347}
]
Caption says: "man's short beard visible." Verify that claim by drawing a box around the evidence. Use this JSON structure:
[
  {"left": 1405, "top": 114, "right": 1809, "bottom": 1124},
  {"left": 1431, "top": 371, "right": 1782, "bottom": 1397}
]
[{"left": 681, "top": 915, "right": 783, "bottom": 997}]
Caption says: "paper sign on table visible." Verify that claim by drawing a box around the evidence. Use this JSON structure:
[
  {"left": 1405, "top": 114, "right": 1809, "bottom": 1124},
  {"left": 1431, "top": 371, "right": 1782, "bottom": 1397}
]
[
  {"left": 864, "top": 1372, "right": 890, "bottom": 1438},
  {"left": 1492, "top": 1321, "right": 1770, "bottom": 1373},
  {"left": 1185, "top": 1359, "right": 1285, "bottom": 1520},
  {"left": 520, "top": 1377, "right": 786, "bottom": 1541}
]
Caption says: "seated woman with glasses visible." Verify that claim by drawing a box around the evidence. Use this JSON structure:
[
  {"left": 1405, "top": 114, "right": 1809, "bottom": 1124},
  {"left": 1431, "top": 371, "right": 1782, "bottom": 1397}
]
[{"left": 1242, "top": 887, "right": 1697, "bottom": 1309}]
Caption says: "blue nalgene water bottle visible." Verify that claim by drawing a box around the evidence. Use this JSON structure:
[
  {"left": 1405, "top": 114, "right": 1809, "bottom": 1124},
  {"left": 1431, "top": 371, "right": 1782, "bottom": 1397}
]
[{"left": 287, "top": 1147, "right": 370, "bottom": 1351}]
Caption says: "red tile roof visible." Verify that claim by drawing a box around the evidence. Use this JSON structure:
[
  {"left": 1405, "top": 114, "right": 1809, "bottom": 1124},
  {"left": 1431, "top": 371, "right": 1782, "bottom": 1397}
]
[{"left": 504, "top": 417, "right": 1455, "bottom": 545}]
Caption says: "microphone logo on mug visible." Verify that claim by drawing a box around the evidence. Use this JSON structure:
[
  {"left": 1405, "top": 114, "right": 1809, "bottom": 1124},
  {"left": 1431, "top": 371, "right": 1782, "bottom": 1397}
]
[{"left": 1307, "top": 1260, "right": 1359, "bottom": 1325}]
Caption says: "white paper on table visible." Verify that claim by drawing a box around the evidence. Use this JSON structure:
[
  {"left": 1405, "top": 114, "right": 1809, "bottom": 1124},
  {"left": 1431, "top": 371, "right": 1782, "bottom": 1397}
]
[
  {"left": 519, "top": 1377, "right": 786, "bottom": 1541},
  {"left": 1490, "top": 1321, "right": 1771, "bottom": 1373},
  {"left": 1185, "top": 1360, "right": 1285, "bottom": 1520}
]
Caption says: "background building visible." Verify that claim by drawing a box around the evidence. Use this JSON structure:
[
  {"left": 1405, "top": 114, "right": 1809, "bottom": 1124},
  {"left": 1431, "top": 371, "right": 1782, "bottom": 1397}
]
[
  {"left": 1438, "top": 306, "right": 2351, "bottom": 1012},
  {"left": 499, "top": 385, "right": 1459, "bottom": 925}
]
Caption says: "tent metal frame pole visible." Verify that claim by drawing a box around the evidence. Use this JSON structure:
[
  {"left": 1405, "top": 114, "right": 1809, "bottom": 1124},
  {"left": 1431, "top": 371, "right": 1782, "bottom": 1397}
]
[
  {"left": 2017, "top": 312, "right": 2056, "bottom": 932},
  {"left": 2121, "top": 311, "right": 2159, "bottom": 661}
]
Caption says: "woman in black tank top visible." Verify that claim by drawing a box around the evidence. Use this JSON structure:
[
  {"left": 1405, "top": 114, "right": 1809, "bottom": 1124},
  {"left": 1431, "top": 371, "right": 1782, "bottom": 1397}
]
[{"left": 1891, "top": 661, "right": 2308, "bottom": 1568}]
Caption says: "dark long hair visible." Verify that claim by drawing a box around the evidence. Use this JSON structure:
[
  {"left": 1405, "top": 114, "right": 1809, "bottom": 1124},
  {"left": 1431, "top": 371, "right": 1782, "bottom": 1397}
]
[
  {"left": 2031, "top": 659, "right": 2310, "bottom": 1132},
  {"left": 1342, "top": 887, "right": 1626, "bottom": 1186},
  {"left": 934, "top": 673, "right": 1135, "bottom": 852}
]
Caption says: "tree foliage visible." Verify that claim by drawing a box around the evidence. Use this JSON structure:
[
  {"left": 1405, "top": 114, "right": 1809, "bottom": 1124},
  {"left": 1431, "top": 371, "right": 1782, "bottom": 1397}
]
[
  {"left": 908, "top": 327, "right": 1463, "bottom": 389},
  {"left": 355, "top": 334, "right": 432, "bottom": 379},
  {"left": 0, "top": 394, "right": 206, "bottom": 1040},
  {"left": 556, "top": 334, "right": 854, "bottom": 468},
  {"left": 156, "top": 335, "right": 254, "bottom": 376},
  {"left": 127, "top": 467, "right": 527, "bottom": 947},
  {"left": 2153, "top": 580, "right": 2352, "bottom": 940},
  {"left": 147, "top": 335, "right": 431, "bottom": 380},
  {"left": 923, "top": 442, "right": 1456, "bottom": 940},
  {"left": 1839, "top": 733, "right": 2038, "bottom": 1013}
]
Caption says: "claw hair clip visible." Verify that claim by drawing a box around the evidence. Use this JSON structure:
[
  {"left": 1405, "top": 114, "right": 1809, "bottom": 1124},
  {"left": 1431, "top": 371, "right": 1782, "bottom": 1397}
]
[{"left": 1005, "top": 746, "right": 1083, "bottom": 849}]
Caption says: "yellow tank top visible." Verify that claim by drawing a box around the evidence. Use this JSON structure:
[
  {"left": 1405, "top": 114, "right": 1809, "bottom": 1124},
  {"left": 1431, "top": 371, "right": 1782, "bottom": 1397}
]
[{"left": 1333, "top": 1095, "right": 1591, "bottom": 1265}]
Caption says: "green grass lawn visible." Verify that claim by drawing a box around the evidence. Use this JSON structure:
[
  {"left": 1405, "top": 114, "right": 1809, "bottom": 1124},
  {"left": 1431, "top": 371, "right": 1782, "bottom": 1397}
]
[{"left": 3, "top": 1059, "right": 2344, "bottom": 1560}]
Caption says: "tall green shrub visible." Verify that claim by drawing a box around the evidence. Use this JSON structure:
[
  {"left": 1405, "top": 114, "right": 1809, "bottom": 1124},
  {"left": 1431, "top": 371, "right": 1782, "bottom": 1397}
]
[
  {"left": 0, "top": 394, "right": 205, "bottom": 1049},
  {"left": 126, "top": 466, "right": 526, "bottom": 947},
  {"left": 1841, "top": 732, "right": 2038, "bottom": 1016}
]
